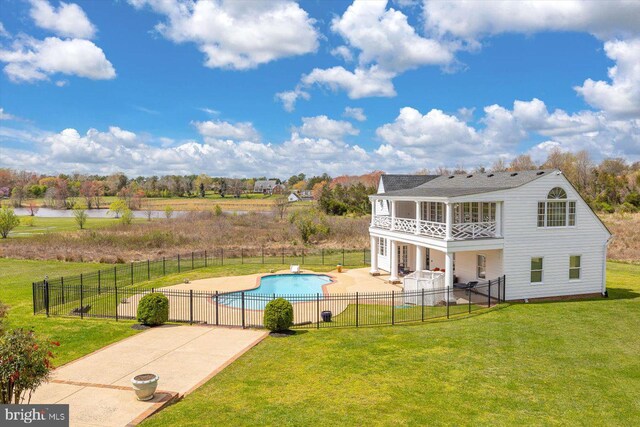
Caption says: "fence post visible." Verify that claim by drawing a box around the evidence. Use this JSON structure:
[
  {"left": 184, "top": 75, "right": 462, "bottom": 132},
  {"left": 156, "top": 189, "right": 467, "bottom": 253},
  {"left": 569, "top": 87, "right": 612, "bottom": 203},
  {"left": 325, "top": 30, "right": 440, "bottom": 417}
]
[
  {"left": 497, "top": 276, "right": 501, "bottom": 302},
  {"left": 316, "top": 293, "right": 320, "bottom": 329},
  {"left": 178, "top": 254, "right": 181, "bottom": 273},
  {"left": 61, "top": 279, "right": 65, "bottom": 304},
  {"left": 44, "top": 279, "right": 49, "bottom": 317},
  {"left": 98, "top": 270, "right": 101, "bottom": 295},
  {"left": 205, "top": 250, "right": 208, "bottom": 267},
  {"left": 363, "top": 248, "right": 366, "bottom": 265},
  {"left": 302, "top": 248, "right": 304, "bottom": 265},
  {"left": 80, "top": 282, "right": 84, "bottom": 319},
  {"left": 192, "top": 252, "right": 195, "bottom": 270},
  {"left": 215, "top": 291, "right": 219, "bottom": 326},
  {"left": 488, "top": 279, "right": 492, "bottom": 308},
  {"left": 114, "top": 266, "right": 117, "bottom": 287},
  {"left": 322, "top": 248, "right": 324, "bottom": 265},
  {"left": 147, "top": 260, "right": 150, "bottom": 280},
  {"left": 221, "top": 248, "right": 224, "bottom": 266},
  {"left": 115, "top": 285, "right": 118, "bottom": 321},
  {"left": 281, "top": 248, "right": 284, "bottom": 265},
  {"left": 421, "top": 288, "right": 425, "bottom": 322},
  {"left": 241, "top": 292, "right": 245, "bottom": 329},
  {"left": 241, "top": 248, "right": 244, "bottom": 264},
  {"left": 356, "top": 292, "right": 359, "bottom": 327},
  {"left": 130, "top": 263, "right": 134, "bottom": 285},
  {"left": 342, "top": 248, "right": 345, "bottom": 266},
  {"left": 446, "top": 287, "right": 450, "bottom": 319},
  {"left": 391, "top": 290, "right": 395, "bottom": 325},
  {"left": 162, "top": 257, "right": 166, "bottom": 275},
  {"left": 189, "top": 290, "right": 193, "bottom": 325},
  {"left": 261, "top": 247, "right": 264, "bottom": 264},
  {"left": 32, "top": 282, "right": 36, "bottom": 315}
]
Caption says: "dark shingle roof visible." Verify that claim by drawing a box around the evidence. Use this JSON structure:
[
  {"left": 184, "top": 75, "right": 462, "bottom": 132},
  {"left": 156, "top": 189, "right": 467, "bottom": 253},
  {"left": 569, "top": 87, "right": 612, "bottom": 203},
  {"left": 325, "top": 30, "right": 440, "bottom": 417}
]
[
  {"left": 379, "top": 174, "right": 439, "bottom": 193},
  {"left": 378, "top": 170, "right": 555, "bottom": 198}
]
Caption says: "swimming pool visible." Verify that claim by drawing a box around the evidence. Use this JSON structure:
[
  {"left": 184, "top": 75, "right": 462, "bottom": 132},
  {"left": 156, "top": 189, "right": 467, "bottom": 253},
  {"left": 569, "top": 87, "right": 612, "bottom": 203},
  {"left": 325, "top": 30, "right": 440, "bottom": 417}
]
[{"left": 216, "top": 274, "right": 332, "bottom": 309}]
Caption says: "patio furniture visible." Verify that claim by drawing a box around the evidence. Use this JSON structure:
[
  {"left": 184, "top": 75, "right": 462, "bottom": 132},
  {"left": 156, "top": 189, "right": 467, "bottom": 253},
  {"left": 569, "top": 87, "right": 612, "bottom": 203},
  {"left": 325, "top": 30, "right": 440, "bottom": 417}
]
[
  {"left": 290, "top": 265, "right": 300, "bottom": 274},
  {"left": 453, "top": 281, "right": 478, "bottom": 291},
  {"left": 321, "top": 310, "right": 332, "bottom": 322}
]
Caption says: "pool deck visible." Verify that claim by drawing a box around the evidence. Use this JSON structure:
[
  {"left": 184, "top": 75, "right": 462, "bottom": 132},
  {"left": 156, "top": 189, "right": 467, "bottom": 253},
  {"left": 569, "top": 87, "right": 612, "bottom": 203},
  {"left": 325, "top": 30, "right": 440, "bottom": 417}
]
[{"left": 163, "top": 267, "right": 403, "bottom": 294}]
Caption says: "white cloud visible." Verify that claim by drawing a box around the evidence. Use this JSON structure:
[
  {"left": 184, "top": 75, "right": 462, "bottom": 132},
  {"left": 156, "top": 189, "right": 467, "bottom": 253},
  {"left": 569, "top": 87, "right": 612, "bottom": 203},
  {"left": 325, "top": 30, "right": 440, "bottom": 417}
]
[
  {"left": 193, "top": 119, "right": 260, "bottom": 142},
  {"left": 333, "top": 0, "right": 453, "bottom": 73},
  {"left": 0, "top": 36, "right": 115, "bottom": 82},
  {"left": 423, "top": 0, "right": 640, "bottom": 43},
  {"left": 29, "top": 0, "right": 96, "bottom": 39},
  {"left": 296, "top": 116, "right": 359, "bottom": 140},
  {"left": 199, "top": 107, "right": 220, "bottom": 116},
  {"left": 343, "top": 107, "right": 367, "bottom": 122},
  {"left": 274, "top": 88, "right": 309, "bottom": 112},
  {"left": 129, "top": 0, "right": 319, "bottom": 70},
  {"left": 331, "top": 46, "right": 353, "bottom": 62},
  {"left": 0, "top": 22, "right": 9, "bottom": 38},
  {"left": 302, "top": 65, "right": 397, "bottom": 99},
  {"left": 0, "top": 108, "right": 16, "bottom": 120},
  {"left": 575, "top": 38, "right": 640, "bottom": 117}
]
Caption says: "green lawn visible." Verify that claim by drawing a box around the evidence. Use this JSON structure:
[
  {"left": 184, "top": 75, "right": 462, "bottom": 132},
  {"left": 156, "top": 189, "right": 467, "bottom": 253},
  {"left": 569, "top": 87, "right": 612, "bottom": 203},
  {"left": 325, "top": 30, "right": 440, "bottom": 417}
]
[
  {"left": 142, "top": 261, "right": 640, "bottom": 426},
  {"left": 4, "top": 216, "right": 147, "bottom": 238}
]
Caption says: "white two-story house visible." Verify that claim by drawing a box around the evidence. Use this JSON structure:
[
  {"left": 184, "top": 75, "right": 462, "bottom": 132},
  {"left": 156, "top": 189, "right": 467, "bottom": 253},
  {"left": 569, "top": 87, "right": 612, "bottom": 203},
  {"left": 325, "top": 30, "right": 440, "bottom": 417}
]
[{"left": 368, "top": 170, "right": 612, "bottom": 301}]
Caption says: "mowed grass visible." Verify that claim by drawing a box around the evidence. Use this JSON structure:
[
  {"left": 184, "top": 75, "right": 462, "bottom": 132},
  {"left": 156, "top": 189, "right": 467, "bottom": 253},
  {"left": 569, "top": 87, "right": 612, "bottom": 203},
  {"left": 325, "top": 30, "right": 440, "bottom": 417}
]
[
  {"left": 0, "top": 258, "right": 140, "bottom": 365},
  {"left": 4, "top": 216, "right": 147, "bottom": 238},
  {"left": 143, "top": 262, "right": 640, "bottom": 426}
]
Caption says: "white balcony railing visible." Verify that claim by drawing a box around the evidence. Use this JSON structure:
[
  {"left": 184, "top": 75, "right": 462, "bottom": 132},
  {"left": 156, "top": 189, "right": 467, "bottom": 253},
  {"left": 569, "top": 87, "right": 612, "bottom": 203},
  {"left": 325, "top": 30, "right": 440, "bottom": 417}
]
[
  {"left": 372, "top": 216, "right": 498, "bottom": 240},
  {"left": 418, "top": 220, "right": 446, "bottom": 239},
  {"left": 373, "top": 215, "right": 392, "bottom": 229},
  {"left": 451, "top": 221, "right": 496, "bottom": 239},
  {"left": 393, "top": 218, "right": 416, "bottom": 233}
]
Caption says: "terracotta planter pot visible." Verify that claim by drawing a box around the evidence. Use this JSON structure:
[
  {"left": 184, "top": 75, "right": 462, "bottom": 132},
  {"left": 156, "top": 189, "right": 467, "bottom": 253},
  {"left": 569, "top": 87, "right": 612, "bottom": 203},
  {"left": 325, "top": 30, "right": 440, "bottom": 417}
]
[{"left": 131, "top": 373, "right": 159, "bottom": 401}]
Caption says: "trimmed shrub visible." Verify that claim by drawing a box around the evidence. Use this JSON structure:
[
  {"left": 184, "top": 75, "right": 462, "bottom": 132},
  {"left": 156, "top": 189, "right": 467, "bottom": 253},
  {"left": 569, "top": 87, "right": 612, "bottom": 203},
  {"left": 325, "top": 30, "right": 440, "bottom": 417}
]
[
  {"left": 263, "top": 298, "right": 293, "bottom": 332},
  {"left": 137, "top": 293, "right": 169, "bottom": 326}
]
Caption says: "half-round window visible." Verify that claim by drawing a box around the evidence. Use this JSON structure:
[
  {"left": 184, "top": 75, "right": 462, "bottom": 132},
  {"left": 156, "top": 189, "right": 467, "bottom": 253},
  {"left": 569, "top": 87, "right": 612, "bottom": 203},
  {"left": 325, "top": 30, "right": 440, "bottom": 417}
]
[{"left": 547, "top": 187, "right": 567, "bottom": 199}]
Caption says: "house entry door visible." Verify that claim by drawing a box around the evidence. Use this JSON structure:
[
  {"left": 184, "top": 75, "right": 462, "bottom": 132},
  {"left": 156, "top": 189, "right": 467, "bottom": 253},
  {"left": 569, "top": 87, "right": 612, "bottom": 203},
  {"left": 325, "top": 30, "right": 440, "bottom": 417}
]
[{"left": 398, "top": 245, "right": 409, "bottom": 269}]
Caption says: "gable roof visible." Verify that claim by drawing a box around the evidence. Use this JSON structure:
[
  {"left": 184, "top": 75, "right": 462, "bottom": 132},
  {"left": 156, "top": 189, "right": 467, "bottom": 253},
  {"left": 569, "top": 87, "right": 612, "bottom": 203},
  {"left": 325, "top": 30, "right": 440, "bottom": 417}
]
[
  {"left": 378, "top": 169, "right": 555, "bottom": 198},
  {"left": 379, "top": 174, "right": 439, "bottom": 193}
]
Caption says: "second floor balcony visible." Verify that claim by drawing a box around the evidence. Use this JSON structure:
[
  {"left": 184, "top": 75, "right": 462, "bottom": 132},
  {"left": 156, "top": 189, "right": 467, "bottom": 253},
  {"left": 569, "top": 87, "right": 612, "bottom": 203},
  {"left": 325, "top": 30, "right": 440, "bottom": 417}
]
[{"left": 371, "top": 200, "right": 502, "bottom": 241}]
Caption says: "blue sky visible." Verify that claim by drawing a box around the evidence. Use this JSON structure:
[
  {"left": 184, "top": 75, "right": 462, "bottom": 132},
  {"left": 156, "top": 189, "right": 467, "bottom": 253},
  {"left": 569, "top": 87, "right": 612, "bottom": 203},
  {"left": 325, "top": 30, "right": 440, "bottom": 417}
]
[{"left": 0, "top": 0, "right": 638, "bottom": 177}]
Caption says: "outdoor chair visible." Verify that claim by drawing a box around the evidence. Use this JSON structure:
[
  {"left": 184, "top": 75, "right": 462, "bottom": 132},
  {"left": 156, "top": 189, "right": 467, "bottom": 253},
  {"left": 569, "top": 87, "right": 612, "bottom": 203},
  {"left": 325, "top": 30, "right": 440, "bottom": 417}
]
[
  {"left": 290, "top": 265, "right": 301, "bottom": 274},
  {"left": 453, "top": 281, "right": 478, "bottom": 291}
]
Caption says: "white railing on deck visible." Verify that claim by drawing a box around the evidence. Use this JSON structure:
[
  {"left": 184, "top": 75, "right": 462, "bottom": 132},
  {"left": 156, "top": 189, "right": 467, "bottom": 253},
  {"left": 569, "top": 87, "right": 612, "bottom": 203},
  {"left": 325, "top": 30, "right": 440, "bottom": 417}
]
[
  {"left": 451, "top": 221, "right": 496, "bottom": 239},
  {"left": 418, "top": 220, "right": 446, "bottom": 239},
  {"left": 373, "top": 215, "right": 392, "bottom": 229},
  {"left": 393, "top": 218, "right": 416, "bottom": 233}
]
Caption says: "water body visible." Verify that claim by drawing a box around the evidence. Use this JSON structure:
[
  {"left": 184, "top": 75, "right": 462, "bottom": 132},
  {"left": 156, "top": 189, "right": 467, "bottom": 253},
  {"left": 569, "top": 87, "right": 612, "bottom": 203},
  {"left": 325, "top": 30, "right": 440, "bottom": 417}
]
[{"left": 13, "top": 207, "right": 266, "bottom": 218}]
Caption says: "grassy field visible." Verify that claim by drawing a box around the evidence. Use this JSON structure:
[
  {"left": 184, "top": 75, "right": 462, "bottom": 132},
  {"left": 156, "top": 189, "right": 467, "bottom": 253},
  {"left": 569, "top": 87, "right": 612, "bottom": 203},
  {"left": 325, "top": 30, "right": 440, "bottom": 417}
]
[
  {"left": 140, "top": 262, "right": 640, "bottom": 426},
  {"left": 27, "top": 192, "right": 314, "bottom": 212},
  {"left": 4, "top": 216, "right": 147, "bottom": 238}
]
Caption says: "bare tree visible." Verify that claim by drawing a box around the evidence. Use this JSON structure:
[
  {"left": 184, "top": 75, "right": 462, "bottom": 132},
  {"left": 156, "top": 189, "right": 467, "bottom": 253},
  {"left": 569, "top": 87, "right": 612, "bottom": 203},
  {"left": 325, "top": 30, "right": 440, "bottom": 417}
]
[
  {"left": 491, "top": 158, "right": 508, "bottom": 172},
  {"left": 509, "top": 154, "right": 537, "bottom": 171},
  {"left": 273, "top": 196, "right": 290, "bottom": 220}
]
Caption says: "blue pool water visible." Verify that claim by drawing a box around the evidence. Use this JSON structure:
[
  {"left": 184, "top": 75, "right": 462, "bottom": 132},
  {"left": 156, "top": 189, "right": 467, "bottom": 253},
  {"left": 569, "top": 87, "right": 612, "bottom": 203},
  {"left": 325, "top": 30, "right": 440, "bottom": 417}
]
[{"left": 216, "top": 274, "right": 332, "bottom": 309}]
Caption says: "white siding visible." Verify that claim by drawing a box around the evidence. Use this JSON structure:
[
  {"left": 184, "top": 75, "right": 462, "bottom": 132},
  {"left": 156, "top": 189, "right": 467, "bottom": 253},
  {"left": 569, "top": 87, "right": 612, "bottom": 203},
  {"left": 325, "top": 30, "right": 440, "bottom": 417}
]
[
  {"left": 496, "top": 173, "right": 610, "bottom": 300},
  {"left": 455, "top": 250, "right": 504, "bottom": 283}
]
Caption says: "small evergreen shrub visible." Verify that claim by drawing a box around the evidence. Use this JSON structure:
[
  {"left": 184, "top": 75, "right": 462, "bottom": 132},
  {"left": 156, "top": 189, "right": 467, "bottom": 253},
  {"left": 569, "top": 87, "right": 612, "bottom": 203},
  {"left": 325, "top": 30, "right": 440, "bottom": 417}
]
[
  {"left": 137, "top": 293, "right": 169, "bottom": 326},
  {"left": 263, "top": 298, "right": 293, "bottom": 332}
]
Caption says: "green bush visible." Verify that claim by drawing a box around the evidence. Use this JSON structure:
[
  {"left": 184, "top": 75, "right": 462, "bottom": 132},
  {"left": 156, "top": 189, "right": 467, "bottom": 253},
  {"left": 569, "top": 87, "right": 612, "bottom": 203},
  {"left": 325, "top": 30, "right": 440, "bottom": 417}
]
[
  {"left": 263, "top": 298, "right": 293, "bottom": 332},
  {"left": 137, "top": 293, "right": 169, "bottom": 326},
  {"left": 593, "top": 201, "right": 615, "bottom": 213}
]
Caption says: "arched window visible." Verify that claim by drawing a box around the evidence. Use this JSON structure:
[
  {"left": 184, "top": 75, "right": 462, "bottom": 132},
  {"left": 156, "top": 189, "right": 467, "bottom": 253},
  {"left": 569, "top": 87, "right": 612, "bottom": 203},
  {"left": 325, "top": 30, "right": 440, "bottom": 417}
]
[
  {"left": 547, "top": 187, "right": 567, "bottom": 199},
  {"left": 538, "top": 187, "right": 576, "bottom": 227}
]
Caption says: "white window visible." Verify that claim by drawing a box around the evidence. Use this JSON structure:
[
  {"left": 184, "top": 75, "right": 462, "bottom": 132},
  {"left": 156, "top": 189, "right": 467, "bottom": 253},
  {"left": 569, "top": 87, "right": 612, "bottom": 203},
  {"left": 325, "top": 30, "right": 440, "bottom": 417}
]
[
  {"left": 569, "top": 255, "right": 581, "bottom": 280},
  {"left": 422, "top": 202, "right": 444, "bottom": 223},
  {"left": 477, "top": 254, "right": 486, "bottom": 279},
  {"left": 531, "top": 257, "right": 543, "bottom": 283},
  {"left": 378, "top": 238, "right": 387, "bottom": 257},
  {"left": 537, "top": 187, "right": 576, "bottom": 228}
]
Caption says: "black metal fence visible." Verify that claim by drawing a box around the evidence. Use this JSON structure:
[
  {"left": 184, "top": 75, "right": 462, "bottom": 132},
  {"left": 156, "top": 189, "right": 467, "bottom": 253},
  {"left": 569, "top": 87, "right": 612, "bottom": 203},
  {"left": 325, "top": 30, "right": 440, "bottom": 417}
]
[
  {"left": 31, "top": 247, "right": 370, "bottom": 314},
  {"left": 33, "top": 275, "right": 506, "bottom": 329}
]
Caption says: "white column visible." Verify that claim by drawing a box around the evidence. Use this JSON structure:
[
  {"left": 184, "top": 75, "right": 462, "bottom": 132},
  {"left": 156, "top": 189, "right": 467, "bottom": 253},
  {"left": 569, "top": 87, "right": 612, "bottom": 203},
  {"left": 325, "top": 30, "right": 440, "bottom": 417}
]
[
  {"left": 390, "top": 200, "right": 397, "bottom": 230},
  {"left": 445, "top": 250, "right": 454, "bottom": 301},
  {"left": 415, "top": 201, "right": 421, "bottom": 234},
  {"left": 370, "top": 236, "right": 379, "bottom": 275},
  {"left": 495, "top": 201, "right": 502, "bottom": 238},
  {"left": 445, "top": 202, "right": 453, "bottom": 240},
  {"left": 390, "top": 240, "right": 399, "bottom": 281},
  {"left": 371, "top": 199, "right": 376, "bottom": 226},
  {"left": 416, "top": 245, "right": 424, "bottom": 271}
]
